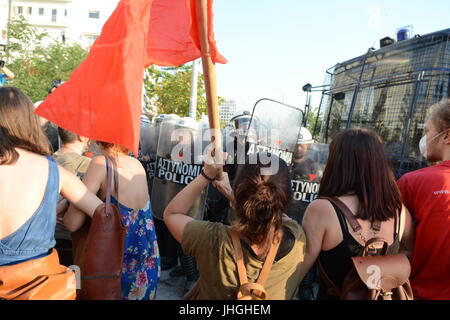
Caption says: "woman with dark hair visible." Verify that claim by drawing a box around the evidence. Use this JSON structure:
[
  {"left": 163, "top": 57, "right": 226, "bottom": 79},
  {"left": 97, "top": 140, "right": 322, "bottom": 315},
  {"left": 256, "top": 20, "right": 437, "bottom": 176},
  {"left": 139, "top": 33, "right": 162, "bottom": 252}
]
[
  {"left": 63, "top": 141, "right": 160, "bottom": 300},
  {"left": 299, "top": 128, "right": 415, "bottom": 300},
  {"left": 0, "top": 87, "right": 102, "bottom": 299},
  {"left": 164, "top": 151, "right": 306, "bottom": 300}
]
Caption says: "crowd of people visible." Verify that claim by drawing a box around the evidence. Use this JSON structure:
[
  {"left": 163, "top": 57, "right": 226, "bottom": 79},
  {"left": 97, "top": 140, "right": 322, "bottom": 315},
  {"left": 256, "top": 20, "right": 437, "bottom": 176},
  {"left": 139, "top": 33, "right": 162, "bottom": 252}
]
[{"left": 0, "top": 82, "right": 449, "bottom": 300}]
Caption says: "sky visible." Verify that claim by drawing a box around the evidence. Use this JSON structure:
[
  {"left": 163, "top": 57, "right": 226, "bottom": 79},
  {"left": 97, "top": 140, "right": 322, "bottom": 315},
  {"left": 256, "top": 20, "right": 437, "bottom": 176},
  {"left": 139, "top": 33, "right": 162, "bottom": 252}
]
[{"left": 211, "top": 0, "right": 450, "bottom": 112}]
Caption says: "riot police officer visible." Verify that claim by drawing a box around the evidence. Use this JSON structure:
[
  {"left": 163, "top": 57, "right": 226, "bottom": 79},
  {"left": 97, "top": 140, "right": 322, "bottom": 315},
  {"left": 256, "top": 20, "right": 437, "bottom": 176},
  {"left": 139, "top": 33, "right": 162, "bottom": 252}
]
[
  {"left": 138, "top": 115, "right": 154, "bottom": 191},
  {"left": 151, "top": 114, "right": 181, "bottom": 272},
  {"left": 287, "top": 127, "right": 324, "bottom": 224},
  {"left": 151, "top": 116, "right": 206, "bottom": 293},
  {"left": 168, "top": 117, "right": 207, "bottom": 292},
  {"left": 287, "top": 127, "right": 328, "bottom": 300},
  {"left": 224, "top": 110, "right": 251, "bottom": 182}
]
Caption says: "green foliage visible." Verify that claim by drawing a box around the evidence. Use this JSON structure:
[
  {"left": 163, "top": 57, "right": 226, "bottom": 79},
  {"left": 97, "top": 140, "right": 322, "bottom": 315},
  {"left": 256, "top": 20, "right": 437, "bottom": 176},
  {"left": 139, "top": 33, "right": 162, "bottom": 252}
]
[
  {"left": 5, "top": 16, "right": 48, "bottom": 58},
  {"left": 304, "top": 105, "right": 324, "bottom": 139},
  {"left": 145, "top": 64, "right": 225, "bottom": 120},
  {"left": 145, "top": 64, "right": 207, "bottom": 119},
  {"left": 2, "top": 17, "right": 88, "bottom": 102}
]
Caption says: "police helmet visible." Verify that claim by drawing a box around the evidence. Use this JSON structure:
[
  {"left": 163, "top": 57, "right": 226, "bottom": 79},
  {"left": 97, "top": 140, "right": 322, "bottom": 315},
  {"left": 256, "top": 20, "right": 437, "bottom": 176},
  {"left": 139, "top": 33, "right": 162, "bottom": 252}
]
[
  {"left": 297, "top": 127, "right": 314, "bottom": 144},
  {"left": 229, "top": 110, "right": 251, "bottom": 136}
]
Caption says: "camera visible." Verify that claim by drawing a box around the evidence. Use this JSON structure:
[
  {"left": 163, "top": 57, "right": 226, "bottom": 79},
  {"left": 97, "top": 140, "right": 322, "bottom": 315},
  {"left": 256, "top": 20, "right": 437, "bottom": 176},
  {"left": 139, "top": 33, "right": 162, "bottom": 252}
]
[{"left": 0, "top": 60, "right": 5, "bottom": 68}]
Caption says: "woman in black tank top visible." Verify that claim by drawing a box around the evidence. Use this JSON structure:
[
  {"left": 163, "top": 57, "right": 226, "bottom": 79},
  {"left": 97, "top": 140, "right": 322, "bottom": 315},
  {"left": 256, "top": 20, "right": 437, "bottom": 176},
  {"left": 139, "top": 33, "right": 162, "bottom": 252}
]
[
  {"left": 317, "top": 203, "right": 401, "bottom": 299},
  {"left": 298, "top": 129, "right": 414, "bottom": 300}
]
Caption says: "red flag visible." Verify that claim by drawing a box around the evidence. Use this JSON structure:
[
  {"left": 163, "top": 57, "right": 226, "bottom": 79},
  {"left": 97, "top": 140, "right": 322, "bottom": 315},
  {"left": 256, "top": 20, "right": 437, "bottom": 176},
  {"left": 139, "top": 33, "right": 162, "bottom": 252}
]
[
  {"left": 35, "top": 0, "right": 226, "bottom": 155},
  {"left": 146, "top": 0, "right": 227, "bottom": 66}
]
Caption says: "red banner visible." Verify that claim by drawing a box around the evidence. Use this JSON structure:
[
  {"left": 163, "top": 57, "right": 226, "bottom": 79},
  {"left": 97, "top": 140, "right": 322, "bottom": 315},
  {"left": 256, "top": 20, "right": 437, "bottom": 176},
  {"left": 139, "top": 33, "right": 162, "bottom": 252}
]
[{"left": 35, "top": 0, "right": 226, "bottom": 155}]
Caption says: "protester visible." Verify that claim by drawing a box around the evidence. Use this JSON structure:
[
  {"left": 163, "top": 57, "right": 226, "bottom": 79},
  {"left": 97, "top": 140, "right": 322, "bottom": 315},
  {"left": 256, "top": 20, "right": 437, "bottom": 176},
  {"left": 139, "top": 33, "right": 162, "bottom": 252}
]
[
  {"left": 164, "top": 150, "right": 306, "bottom": 300},
  {"left": 38, "top": 79, "right": 65, "bottom": 153},
  {"left": 48, "top": 79, "right": 63, "bottom": 94},
  {"left": 0, "top": 61, "right": 15, "bottom": 86},
  {"left": 63, "top": 142, "right": 161, "bottom": 300},
  {"left": 397, "top": 99, "right": 450, "bottom": 300},
  {"left": 0, "top": 87, "right": 103, "bottom": 298},
  {"left": 54, "top": 128, "right": 91, "bottom": 179},
  {"left": 299, "top": 128, "right": 415, "bottom": 300},
  {"left": 53, "top": 128, "right": 92, "bottom": 266}
]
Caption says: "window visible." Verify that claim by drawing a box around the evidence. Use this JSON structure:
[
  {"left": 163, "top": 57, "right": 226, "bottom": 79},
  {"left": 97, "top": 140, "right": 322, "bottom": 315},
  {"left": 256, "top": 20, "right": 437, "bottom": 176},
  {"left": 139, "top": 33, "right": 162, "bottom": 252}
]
[
  {"left": 27, "top": 7, "right": 32, "bottom": 15},
  {"left": 52, "top": 9, "right": 57, "bottom": 22},
  {"left": 86, "top": 35, "right": 99, "bottom": 46},
  {"left": 17, "top": 6, "right": 23, "bottom": 15},
  {"left": 89, "top": 11, "right": 100, "bottom": 19},
  {"left": 39, "top": 8, "right": 44, "bottom": 16}
]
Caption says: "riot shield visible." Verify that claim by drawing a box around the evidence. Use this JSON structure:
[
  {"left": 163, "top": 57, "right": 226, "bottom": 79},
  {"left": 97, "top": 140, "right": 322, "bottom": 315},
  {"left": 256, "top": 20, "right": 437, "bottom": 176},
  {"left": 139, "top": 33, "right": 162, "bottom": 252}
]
[
  {"left": 223, "top": 99, "right": 305, "bottom": 225},
  {"left": 139, "top": 117, "right": 158, "bottom": 195},
  {"left": 245, "top": 99, "right": 304, "bottom": 166},
  {"left": 287, "top": 141, "right": 329, "bottom": 224},
  {"left": 289, "top": 141, "right": 329, "bottom": 300},
  {"left": 151, "top": 117, "right": 208, "bottom": 221}
]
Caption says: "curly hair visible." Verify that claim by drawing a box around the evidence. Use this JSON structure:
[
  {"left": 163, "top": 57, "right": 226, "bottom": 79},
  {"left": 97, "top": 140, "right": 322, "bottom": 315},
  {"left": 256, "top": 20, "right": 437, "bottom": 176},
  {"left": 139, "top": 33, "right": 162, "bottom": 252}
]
[{"left": 233, "top": 153, "right": 292, "bottom": 250}]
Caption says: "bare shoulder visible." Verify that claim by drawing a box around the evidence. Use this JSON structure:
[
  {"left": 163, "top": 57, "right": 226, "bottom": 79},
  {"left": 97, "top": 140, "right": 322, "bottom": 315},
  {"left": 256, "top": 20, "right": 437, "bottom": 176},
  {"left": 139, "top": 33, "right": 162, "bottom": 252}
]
[
  {"left": 303, "top": 198, "right": 336, "bottom": 226},
  {"left": 17, "top": 148, "right": 48, "bottom": 165},
  {"left": 80, "top": 156, "right": 108, "bottom": 183},
  {"left": 123, "top": 155, "right": 146, "bottom": 174},
  {"left": 90, "top": 155, "right": 107, "bottom": 166},
  {"left": 83, "top": 156, "right": 108, "bottom": 176},
  {"left": 305, "top": 198, "right": 335, "bottom": 216}
]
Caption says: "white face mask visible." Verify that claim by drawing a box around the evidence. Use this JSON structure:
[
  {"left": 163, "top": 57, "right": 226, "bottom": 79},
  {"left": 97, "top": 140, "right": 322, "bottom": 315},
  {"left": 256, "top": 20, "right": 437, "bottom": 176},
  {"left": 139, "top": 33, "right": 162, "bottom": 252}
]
[
  {"left": 419, "top": 135, "right": 427, "bottom": 159},
  {"left": 419, "top": 130, "right": 447, "bottom": 159}
]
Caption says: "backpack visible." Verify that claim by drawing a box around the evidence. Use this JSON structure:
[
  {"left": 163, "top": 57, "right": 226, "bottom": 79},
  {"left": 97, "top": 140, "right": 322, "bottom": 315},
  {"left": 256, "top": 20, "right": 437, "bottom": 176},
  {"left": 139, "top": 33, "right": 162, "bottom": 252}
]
[
  {"left": 318, "top": 197, "right": 413, "bottom": 300},
  {"left": 230, "top": 228, "right": 280, "bottom": 300},
  {"left": 71, "top": 157, "right": 126, "bottom": 300}
]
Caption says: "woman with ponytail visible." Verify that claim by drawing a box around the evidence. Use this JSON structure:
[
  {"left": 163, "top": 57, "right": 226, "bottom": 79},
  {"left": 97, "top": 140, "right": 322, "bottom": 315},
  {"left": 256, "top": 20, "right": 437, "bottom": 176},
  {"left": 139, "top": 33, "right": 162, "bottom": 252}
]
[{"left": 164, "top": 150, "right": 306, "bottom": 300}]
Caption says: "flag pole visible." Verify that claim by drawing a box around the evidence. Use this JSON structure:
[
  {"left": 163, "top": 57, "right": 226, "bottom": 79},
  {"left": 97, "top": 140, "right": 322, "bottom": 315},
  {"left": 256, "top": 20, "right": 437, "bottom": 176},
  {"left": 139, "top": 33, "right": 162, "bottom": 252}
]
[
  {"left": 195, "top": 0, "right": 222, "bottom": 153},
  {"left": 188, "top": 60, "right": 200, "bottom": 119}
]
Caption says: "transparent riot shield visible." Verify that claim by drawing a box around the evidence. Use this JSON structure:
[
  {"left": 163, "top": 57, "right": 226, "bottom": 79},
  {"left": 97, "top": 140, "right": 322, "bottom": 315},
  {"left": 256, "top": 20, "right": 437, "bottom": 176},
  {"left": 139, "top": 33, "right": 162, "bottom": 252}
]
[
  {"left": 223, "top": 99, "right": 305, "bottom": 224},
  {"left": 151, "top": 117, "right": 208, "bottom": 221},
  {"left": 289, "top": 141, "right": 329, "bottom": 300},
  {"left": 287, "top": 142, "right": 329, "bottom": 224},
  {"left": 245, "top": 99, "right": 304, "bottom": 166}
]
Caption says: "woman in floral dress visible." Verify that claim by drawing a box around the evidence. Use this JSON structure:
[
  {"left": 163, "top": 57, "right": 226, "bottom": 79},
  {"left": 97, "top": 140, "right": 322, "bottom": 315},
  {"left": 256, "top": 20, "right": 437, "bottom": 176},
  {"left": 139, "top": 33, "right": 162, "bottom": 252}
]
[
  {"left": 118, "top": 197, "right": 160, "bottom": 299},
  {"left": 64, "top": 142, "right": 161, "bottom": 300}
]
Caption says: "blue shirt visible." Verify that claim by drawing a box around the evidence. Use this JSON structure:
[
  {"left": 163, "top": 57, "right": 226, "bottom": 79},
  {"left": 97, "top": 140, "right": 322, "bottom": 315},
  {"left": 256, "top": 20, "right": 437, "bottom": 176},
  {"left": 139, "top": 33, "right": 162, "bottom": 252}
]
[{"left": 0, "top": 74, "right": 7, "bottom": 86}]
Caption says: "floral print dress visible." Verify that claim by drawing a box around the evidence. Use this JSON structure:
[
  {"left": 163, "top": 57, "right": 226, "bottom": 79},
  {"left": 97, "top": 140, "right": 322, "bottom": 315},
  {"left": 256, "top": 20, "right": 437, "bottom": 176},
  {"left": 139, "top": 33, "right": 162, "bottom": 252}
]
[{"left": 111, "top": 196, "right": 161, "bottom": 300}]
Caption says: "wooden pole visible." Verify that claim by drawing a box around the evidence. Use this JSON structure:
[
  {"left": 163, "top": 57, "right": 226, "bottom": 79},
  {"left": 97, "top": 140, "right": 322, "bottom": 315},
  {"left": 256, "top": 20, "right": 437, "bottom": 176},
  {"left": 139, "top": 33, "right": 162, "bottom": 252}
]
[{"left": 195, "top": 0, "right": 222, "bottom": 153}]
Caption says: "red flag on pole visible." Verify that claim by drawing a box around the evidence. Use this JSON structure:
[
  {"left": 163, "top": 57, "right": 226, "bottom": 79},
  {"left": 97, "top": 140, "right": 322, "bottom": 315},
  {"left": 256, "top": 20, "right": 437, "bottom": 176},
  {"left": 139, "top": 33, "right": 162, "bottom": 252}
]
[
  {"left": 35, "top": 0, "right": 226, "bottom": 155},
  {"left": 146, "top": 0, "right": 226, "bottom": 66}
]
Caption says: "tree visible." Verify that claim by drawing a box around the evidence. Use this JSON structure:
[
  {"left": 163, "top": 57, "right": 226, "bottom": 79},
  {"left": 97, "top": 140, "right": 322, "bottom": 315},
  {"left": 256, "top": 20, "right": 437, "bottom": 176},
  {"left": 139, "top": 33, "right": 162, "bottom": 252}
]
[
  {"left": 2, "top": 17, "right": 88, "bottom": 103},
  {"left": 304, "top": 105, "right": 324, "bottom": 139},
  {"left": 145, "top": 64, "right": 225, "bottom": 120},
  {"left": 144, "top": 65, "right": 206, "bottom": 119}
]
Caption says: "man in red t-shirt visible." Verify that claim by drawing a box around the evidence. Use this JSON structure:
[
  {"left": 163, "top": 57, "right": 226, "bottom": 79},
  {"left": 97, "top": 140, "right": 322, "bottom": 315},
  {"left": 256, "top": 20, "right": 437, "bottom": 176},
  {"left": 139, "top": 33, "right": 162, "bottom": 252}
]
[{"left": 397, "top": 99, "right": 450, "bottom": 300}]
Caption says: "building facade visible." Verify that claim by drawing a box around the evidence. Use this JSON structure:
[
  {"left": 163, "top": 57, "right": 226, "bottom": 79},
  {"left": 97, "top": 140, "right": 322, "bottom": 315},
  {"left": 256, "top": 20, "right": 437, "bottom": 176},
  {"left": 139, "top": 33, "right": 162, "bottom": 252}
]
[
  {"left": 0, "top": 0, "right": 10, "bottom": 47},
  {"left": 8, "top": 0, "right": 120, "bottom": 47},
  {"left": 219, "top": 99, "right": 248, "bottom": 124}
]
